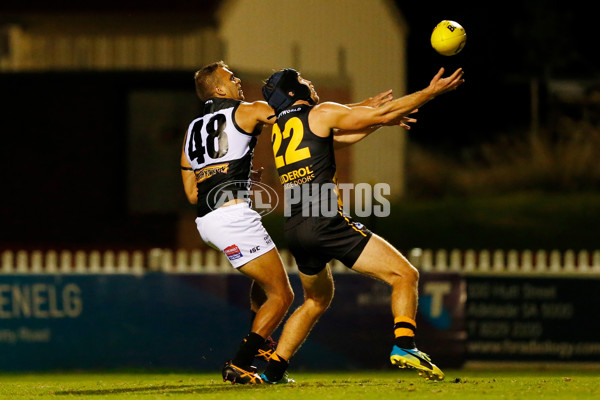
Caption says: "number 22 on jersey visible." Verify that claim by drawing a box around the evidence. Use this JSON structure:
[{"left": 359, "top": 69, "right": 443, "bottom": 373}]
[{"left": 272, "top": 117, "right": 311, "bottom": 168}]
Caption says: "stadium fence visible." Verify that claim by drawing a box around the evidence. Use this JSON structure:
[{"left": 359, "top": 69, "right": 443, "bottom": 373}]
[{"left": 1, "top": 248, "right": 599, "bottom": 275}]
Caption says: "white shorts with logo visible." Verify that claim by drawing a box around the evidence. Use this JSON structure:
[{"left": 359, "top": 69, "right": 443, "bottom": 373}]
[{"left": 195, "top": 202, "right": 276, "bottom": 269}]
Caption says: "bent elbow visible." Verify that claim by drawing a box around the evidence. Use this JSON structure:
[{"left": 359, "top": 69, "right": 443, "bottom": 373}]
[
  {"left": 187, "top": 193, "right": 198, "bottom": 205},
  {"left": 184, "top": 187, "right": 198, "bottom": 204}
]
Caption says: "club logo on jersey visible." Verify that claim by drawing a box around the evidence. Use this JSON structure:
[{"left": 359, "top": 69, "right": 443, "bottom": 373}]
[
  {"left": 195, "top": 163, "right": 230, "bottom": 183},
  {"left": 206, "top": 180, "right": 280, "bottom": 216},
  {"left": 224, "top": 244, "right": 243, "bottom": 260}
]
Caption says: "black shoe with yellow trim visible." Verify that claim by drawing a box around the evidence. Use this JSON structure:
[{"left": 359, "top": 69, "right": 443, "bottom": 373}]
[
  {"left": 255, "top": 336, "right": 277, "bottom": 361},
  {"left": 222, "top": 361, "right": 264, "bottom": 384},
  {"left": 251, "top": 336, "right": 277, "bottom": 372}
]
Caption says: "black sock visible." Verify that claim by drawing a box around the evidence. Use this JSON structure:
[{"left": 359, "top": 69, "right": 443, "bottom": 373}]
[
  {"left": 395, "top": 336, "right": 416, "bottom": 349},
  {"left": 264, "top": 353, "right": 289, "bottom": 382},
  {"left": 232, "top": 332, "right": 265, "bottom": 368}
]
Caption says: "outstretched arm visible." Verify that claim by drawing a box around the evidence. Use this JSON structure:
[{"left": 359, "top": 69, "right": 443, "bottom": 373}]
[
  {"left": 333, "top": 111, "right": 418, "bottom": 149},
  {"left": 345, "top": 89, "right": 393, "bottom": 108},
  {"left": 333, "top": 90, "right": 395, "bottom": 148},
  {"left": 312, "top": 68, "right": 464, "bottom": 135}
]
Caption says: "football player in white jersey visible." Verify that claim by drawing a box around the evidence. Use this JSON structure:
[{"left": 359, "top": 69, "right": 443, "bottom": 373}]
[
  {"left": 181, "top": 61, "right": 293, "bottom": 384},
  {"left": 181, "top": 61, "right": 395, "bottom": 384}
]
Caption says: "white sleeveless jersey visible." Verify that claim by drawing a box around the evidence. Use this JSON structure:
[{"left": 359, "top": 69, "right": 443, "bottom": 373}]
[{"left": 184, "top": 98, "right": 259, "bottom": 217}]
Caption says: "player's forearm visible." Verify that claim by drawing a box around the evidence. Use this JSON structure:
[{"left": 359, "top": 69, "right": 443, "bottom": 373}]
[
  {"left": 333, "top": 126, "right": 380, "bottom": 149},
  {"left": 346, "top": 89, "right": 393, "bottom": 109},
  {"left": 376, "top": 88, "right": 435, "bottom": 125},
  {"left": 181, "top": 171, "right": 198, "bottom": 204},
  {"left": 345, "top": 99, "right": 371, "bottom": 108},
  {"left": 180, "top": 149, "right": 198, "bottom": 204}
]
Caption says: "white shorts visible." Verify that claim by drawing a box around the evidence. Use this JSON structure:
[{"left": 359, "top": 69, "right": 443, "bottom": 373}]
[{"left": 195, "top": 202, "right": 276, "bottom": 269}]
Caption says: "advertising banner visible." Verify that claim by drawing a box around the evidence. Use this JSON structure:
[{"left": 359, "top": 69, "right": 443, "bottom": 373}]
[
  {"left": 0, "top": 272, "right": 465, "bottom": 371},
  {"left": 466, "top": 276, "right": 600, "bottom": 361}
]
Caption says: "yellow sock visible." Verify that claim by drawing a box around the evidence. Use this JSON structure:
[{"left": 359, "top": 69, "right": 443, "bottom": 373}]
[{"left": 394, "top": 316, "right": 416, "bottom": 348}]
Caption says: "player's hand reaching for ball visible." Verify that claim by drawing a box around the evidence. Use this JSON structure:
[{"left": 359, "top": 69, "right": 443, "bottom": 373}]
[
  {"left": 389, "top": 109, "right": 418, "bottom": 130},
  {"left": 427, "top": 67, "right": 464, "bottom": 97},
  {"left": 363, "top": 89, "right": 394, "bottom": 108}
]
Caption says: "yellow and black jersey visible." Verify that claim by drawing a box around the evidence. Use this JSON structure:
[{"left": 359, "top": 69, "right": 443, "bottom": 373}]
[
  {"left": 272, "top": 104, "right": 337, "bottom": 218},
  {"left": 272, "top": 104, "right": 372, "bottom": 275}
]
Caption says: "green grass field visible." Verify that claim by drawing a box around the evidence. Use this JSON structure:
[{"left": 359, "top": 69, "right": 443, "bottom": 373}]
[{"left": 1, "top": 368, "right": 599, "bottom": 400}]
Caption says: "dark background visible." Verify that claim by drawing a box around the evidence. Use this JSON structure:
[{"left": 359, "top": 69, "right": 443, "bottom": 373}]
[
  {"left": 0, "top": 1, "right": 597, "bottom": 251},
  {"left": 0, "top": 72, "right": 191, "bottom": 249},
  {"left": 3, "top": 1, "right": 595, "bottom": 149},
  {"left": 399, "top": 0, "right": 595, "bottom": 151}
]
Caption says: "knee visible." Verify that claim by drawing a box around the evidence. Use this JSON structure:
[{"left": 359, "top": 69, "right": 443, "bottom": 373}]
[
  {"left": 261, "top": 283, "right": 294, "bottom": 314},
  {"left": 271, "top": 284, "right": 294, "bottom": 310},
  {"left": 409, "top": 264, "right": 420, "bottom": 282},
  {"left": 391, "top": 262, "right": 419, "bottom": 287},
  {"left": 304, "top": 291, "right": 333, "bottom": 318},
  {"left": 281, "top": 286, "right": 294, "bottom": 309}
]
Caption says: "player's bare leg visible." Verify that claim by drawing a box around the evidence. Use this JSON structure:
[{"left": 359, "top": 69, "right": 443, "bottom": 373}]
[
  {"left": 352, "top": 234, "right": 444, "bottom": 381},
  {"left": 249, "top": 279, "right": 267, "bottom": 314},
  {"left": 262, "top": 265, "right": 334, "bottom": 383},
  {"left": 249, "top": 279, "right": 278, "bottom": 364},
  {"left": 239, "top": 249, "right": 294, "bottom": 338},
  {"left": 352, "top": 234, "right": 419, "bottom": 319},
  {"left": 222, "top": 248, "right": 294, "bottom": 384}
]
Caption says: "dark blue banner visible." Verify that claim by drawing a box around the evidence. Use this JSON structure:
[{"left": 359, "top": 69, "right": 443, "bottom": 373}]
[
  {"left": 466, "top": 276, "right": 600, "bottom": 361},
  {"left": 0, "top": 272, "right": 465, "bottom": 371}
]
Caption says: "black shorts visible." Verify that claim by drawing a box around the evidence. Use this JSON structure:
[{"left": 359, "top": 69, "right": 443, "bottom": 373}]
[{"left": 284, "top": 212, "right": 373, "bottom": 275}]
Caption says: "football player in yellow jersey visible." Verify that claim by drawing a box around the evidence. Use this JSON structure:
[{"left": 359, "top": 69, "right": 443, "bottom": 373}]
[{"left": 258, "top": 67, "right": 464, "bottom": 382}]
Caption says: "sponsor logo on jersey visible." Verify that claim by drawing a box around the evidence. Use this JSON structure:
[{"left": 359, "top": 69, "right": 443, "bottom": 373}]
[
  {"left": 224, "top": 244, "right": 243, "bottom": 260},
  {"left": 277, "top": 107, "right": 302, "bottom": 118},
  {"left": 279, "top": 165, "right": 315, "bottom": 186},
  {"left": 195, "top": 163, "right": 230, "bottom": 183},
  {"left": 264, "top": 235, "right": 273, "bottom": 245},
  {"left": 249, "top": 246, "right": 260, "bottom": 254}
]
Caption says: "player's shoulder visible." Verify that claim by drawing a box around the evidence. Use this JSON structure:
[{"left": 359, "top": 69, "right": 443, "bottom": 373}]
[
  {"left": 238, "top": 100, "right": 271, "bottom": 110},
  {"left": 312, "top": 101, "right": 350, "bottom": 113},
  {"left": 237, "top": 100, "right": 273, "bottom": 116},
  {"left": 241, "top": 100, "right": 275, "bottom": 119},
  {"left": 310, "top": 102, "right": 351, "bottom": 122},
  {"left": 235, "top": 100, "right": 276, "bottom": 126}
]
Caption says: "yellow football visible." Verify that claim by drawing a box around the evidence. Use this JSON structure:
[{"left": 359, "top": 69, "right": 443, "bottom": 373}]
[{"left": 431, "top": 20, "right": 467, "bottom": 56}]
